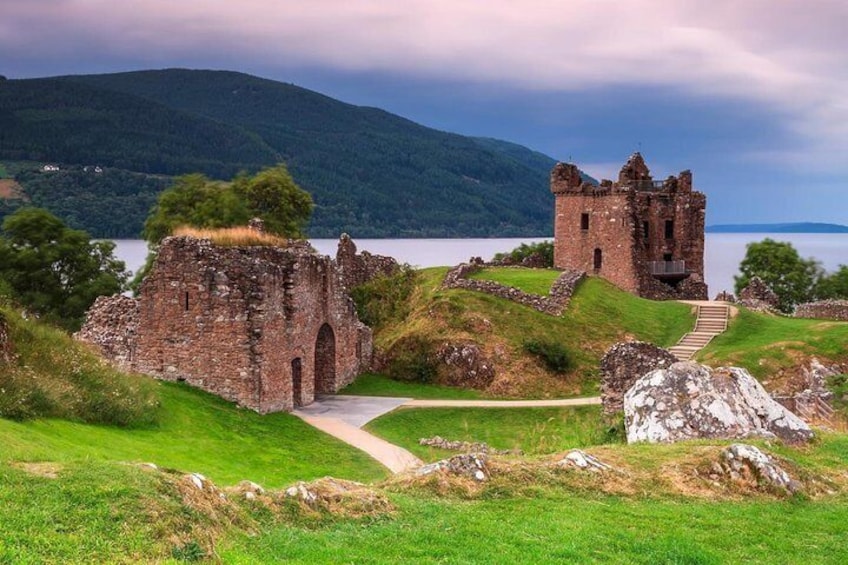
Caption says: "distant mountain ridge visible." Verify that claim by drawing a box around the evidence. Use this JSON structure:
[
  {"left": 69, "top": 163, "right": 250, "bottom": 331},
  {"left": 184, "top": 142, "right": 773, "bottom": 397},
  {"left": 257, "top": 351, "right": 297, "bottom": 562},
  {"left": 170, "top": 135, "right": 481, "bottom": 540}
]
[
  {"left": 0, "top": 69, "right": 563, "bottom": 238},
  {"left": 707, "top": 223, "right": 848, "bottom": 234}
]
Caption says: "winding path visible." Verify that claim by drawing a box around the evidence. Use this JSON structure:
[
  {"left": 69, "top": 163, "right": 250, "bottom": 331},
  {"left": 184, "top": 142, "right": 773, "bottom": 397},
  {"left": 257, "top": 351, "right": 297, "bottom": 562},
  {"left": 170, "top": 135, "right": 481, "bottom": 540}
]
[{"left": 293, "top": 394, "right": 602, "bottom": 474}]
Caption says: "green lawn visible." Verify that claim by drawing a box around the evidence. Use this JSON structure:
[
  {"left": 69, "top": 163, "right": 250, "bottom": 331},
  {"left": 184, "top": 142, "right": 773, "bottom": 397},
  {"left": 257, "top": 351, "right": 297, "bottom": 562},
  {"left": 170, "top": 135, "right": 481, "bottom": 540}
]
[
  {"left": 366, "top": 406, "right": 612, "bottom": 460},
  {"left": 340, "top": 372, "right": 487, "bottom": 399},
  {"left": 219, "top": 492, "right": 848, "bottom": 564},
  {"left": 468, "top": 266, "right": 562, "bottom": 295},
  {"left": 0, "top": 381, "right": 387, "bottom": 488}
]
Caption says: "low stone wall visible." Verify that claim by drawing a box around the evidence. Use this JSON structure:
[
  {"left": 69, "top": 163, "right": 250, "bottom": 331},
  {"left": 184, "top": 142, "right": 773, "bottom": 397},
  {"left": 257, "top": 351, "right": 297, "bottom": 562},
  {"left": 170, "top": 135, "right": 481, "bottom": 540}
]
[
  {"left": 442, "top": 264, "right": 585, "bottom": 316},
  {"left": 794, "top": 300, "right": 848, "bottom": 321}
]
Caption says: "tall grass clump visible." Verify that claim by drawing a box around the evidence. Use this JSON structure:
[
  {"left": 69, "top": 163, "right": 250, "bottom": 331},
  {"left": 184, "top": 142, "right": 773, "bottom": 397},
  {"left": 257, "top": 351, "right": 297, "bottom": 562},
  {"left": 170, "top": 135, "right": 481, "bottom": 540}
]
[
  {"left": 172, "top": 226, "right": 292, "bottom": 247},
  {"left": 0, "top": 306, "right": 159, "bottom": 426},
  {"left": 350, "top": 266, "right": 419, "bottom": 328}
]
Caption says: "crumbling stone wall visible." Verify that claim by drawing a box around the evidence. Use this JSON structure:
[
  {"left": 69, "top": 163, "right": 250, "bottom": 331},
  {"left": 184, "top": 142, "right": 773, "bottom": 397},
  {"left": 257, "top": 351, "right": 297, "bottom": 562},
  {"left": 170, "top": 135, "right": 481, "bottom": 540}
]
[
  {"left": 551, "top": 153, "right": 707, "bottom": 300},
  {"left": 600, "top": 341, "right": 678, "bottom": 415},
  {"left": 78, "top": 236, "right": 373, "bottom": 414},
  {"left": 442, "top": 264, "right": 585, "bottom": 316},
  {"left": 737, "top": 277, "right": 779, "bottom": 312},
  {"left": 74, "top": 295, "right": 139, "bottom": 372},
  {"left": 335, "top": 233, "right": 399, "bottom": 289},
  {"left": 794, "top": 300, "right": 848, "bottom": 321}
]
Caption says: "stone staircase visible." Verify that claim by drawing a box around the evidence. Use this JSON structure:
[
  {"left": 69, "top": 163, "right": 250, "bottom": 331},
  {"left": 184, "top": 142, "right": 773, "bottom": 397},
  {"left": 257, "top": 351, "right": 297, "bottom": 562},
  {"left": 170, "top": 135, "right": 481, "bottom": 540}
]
[{"left": 668, "top": 303, "right": 730, "bottom": 361}]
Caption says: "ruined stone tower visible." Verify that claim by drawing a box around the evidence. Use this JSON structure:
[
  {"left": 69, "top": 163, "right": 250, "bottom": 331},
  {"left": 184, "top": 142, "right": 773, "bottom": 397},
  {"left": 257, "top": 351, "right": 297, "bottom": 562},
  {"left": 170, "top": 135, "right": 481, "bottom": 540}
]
[{"left": 550, "top": 153, "right": 707, "bottom": 300}]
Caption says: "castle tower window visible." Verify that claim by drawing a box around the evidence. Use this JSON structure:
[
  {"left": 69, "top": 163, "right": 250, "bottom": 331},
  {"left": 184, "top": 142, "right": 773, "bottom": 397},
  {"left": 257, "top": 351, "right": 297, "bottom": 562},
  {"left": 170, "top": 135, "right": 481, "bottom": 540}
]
[
  {"left": 642, "top": 221, "right": 649, "bottom": 239},
  {"left": 184, "top": 291, "right": 189, "bottom": 311},
  {"left": 664, "top": 220, "right": 674, "bottom": 239},
  {"left": 581, "top": 213, "right": 590, "bottom": 230},
  {"left": 593, "top": 248, "right": 603, "bottom": 271}
]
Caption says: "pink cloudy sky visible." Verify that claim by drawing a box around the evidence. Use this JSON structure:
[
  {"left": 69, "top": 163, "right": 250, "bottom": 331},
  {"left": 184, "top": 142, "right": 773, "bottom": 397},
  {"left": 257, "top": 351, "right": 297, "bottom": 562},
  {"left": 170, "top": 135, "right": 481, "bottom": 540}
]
[{"left": 2, "top": 1, "right": 847, "bottom": 224}]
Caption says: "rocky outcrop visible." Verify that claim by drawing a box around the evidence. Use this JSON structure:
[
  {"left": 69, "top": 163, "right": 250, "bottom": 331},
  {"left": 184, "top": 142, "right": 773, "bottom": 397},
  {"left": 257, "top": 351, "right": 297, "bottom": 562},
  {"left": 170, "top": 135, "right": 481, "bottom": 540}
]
[
  {"left": 624, "top": 362, "right": 814, "bottom": 444},
  {"left": 599, "top": 341, "right": 678, "bottom": 415},
  {"left": 712, "top": 444, "right": 800, "bottom": 493},
  {"left": 442, "top": 263, "right": 585, "bottom": 316},
  {"left": 738, "top": 277, "right": 779, "bottom": 311},
  {"left": 433, "top": 342, "right": 496, "bottom": 389},
  {"left": 794, "top": 299, "right": 848, "bottom": 321},
  {"left": 73, "top": 295, "right": 139, "bottom": 372}
]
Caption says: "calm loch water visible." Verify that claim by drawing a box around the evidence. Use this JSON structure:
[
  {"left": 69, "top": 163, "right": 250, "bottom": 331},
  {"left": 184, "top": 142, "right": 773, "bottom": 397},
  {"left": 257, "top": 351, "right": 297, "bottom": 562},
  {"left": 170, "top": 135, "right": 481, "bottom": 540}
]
[{"left": 113, "top": 233, "right": 847, "bottom": 299}]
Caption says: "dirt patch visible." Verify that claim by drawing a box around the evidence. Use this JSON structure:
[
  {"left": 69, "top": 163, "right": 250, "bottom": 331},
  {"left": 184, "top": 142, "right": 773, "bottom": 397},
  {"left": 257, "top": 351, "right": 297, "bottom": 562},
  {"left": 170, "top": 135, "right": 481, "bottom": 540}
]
[
  {"left": 0, "top": 179, "right": 26, "bottom": 200},
  {"left": 11, "top": 461, "right": 63, "bottom": 479}
]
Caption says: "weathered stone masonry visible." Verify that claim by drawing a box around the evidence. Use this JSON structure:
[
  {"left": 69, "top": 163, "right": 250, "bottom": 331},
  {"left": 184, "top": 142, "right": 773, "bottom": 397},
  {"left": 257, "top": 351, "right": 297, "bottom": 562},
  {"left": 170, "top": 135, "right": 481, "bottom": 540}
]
[
  {"left": 551, "top": 153, "right": 707, "bottom": 300},
  {"left": 78, "top": 236, "right": 373, "bottom": 413}
]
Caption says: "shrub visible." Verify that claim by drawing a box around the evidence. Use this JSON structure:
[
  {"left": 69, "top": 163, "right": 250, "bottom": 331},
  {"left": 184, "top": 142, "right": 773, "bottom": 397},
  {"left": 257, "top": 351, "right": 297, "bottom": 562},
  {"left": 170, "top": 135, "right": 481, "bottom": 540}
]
[
  {"left": 350, "top": 266, "right": 418, "bottom": 329},
  {"left": 493, "top": 241, "right": 554, "bottom": 267},
  {"left": 384, "top": 336, "right": 437, "bottom": 384},
  {"left": 523, "top": 339, "right": 572, "bottom": 373}
]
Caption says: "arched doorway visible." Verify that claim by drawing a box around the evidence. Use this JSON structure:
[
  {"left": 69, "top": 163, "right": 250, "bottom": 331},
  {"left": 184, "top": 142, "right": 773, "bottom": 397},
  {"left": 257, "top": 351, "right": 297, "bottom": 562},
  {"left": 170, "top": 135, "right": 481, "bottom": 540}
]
[
  {"left": 593, "top": 248, "right": 603, "bottom": 271},
  {"left": 314, "top": 323, "right": 336, "bottom": 394},
  {"left": 291, "top": 358, "right": 303, "bottom": 407}
]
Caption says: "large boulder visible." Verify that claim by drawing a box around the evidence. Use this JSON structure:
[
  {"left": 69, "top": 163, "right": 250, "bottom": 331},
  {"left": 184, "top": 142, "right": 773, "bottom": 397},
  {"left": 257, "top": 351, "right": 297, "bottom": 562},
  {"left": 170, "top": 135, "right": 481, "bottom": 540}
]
[
  {"left": 600, "top": 341, "right": 678, "bottom": 415},
  {"left": 624, "top": 362, "right": 814, "bottom": 444}
]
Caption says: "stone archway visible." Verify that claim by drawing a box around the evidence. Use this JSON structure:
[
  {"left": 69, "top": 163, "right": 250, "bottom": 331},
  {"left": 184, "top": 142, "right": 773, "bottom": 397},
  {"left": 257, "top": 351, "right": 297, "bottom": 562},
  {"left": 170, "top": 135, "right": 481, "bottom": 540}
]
[{"left": 314, "top": 323, "right": 336, "bottom": 394}]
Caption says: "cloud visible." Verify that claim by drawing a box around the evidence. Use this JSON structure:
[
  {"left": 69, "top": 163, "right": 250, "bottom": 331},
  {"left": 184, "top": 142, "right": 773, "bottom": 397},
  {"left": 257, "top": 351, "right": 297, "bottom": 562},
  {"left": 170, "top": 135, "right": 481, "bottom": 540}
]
[{"left": 2, "top": 1, "right": 847, "bottom": 170}]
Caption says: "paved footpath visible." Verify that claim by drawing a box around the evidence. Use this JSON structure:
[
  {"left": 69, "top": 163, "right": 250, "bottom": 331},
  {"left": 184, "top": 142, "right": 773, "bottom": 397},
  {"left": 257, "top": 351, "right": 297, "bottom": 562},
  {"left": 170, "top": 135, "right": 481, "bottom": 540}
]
[{"left": 293, "top": 394, "right": 601, "bottom": 474}]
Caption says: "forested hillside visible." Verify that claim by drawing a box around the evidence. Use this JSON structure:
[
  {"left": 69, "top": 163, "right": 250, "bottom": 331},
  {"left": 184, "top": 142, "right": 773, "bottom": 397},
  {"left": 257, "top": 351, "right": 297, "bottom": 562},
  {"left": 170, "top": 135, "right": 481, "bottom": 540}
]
[{"left": 0, "top": 70, "right": 560, "bottom": 237}]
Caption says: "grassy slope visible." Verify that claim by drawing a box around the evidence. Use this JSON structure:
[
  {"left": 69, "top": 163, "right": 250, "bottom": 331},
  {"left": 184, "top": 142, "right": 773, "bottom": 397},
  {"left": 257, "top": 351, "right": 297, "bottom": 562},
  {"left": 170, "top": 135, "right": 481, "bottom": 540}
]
[
  {"left": 468, "top": 266, "right": 562, "bottom": 295},
  {"left": 374, "top": 267, "right": 694, "bottom": 397},
  {"left": 0, "top": 382, "right": 386, "bottom": 488},
  {"left": 698, "top": 309, "right": 848, "bottom": 379},
  {"left": 340, "top": 372, "right": 486, "bottom": 399}
]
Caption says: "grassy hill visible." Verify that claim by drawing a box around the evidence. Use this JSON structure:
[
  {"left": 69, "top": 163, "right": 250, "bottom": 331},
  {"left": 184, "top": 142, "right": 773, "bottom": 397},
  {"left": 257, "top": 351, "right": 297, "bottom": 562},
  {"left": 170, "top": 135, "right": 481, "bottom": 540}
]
[
  {"left": 1, "top": 69, "right": 561, "bottom": 238},
  {"left": 357, "top": 267, "right": 695, "bottom": 398}
]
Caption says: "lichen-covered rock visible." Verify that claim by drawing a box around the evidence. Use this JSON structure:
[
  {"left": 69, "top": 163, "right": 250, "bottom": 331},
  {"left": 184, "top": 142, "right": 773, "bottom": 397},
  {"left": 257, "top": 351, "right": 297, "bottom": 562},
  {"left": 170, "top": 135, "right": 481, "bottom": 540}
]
[
  {"left": 624, "top": 362, "right": 814, "bottom": 444},
  {"left": 416, "top": 453, "right": 489, "bottom": 482},
  {"left": 714, "top": 444, "right": 800, "bottom": 493},
  {"left": 600, "top": 341, "right": 678, "bottom": 415},
  {"left": 283, "top": 478, "right": 393, "bottom": 517}
]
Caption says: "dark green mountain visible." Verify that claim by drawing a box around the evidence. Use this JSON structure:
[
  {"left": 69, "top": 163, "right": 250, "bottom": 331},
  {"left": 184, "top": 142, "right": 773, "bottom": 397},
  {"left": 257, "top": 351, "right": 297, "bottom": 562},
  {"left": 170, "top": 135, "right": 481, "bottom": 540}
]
[{"left": 0, "top": 69, "right": 560, "bottom": 238}]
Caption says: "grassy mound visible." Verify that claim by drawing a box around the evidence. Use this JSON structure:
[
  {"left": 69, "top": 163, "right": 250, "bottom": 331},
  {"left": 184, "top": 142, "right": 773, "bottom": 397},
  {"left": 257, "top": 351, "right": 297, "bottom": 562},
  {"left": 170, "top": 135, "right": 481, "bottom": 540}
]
[
  {"left": 363, "top": 267, "right": 694, "bottom": 398},
  {"left": 0, "top": 305, "right": 159, "bottom": 426}
]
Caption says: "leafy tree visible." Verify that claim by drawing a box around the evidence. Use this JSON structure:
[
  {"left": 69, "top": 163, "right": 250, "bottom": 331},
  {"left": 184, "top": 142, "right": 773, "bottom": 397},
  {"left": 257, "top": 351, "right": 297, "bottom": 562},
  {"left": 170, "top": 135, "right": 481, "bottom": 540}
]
[
  {"left": 232, "top": 165, "right": 313, "bottom": 238},
  {"left": 734, "top": 238, "right": 822, "bottom": 312},
  {"left": 142, "top": 165, "right": 312, "bottom": 243},
  {"left": 814, "top": 265, "right": 848, "bottom": 300},
  {"left": 0, "top": 208, "right": 128, "bottom": 330}
]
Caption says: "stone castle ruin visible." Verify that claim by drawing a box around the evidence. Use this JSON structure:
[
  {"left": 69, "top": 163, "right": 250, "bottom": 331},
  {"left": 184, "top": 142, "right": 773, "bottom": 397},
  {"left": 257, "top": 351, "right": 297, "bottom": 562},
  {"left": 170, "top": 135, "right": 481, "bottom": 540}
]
[
  {"left": 551, "top": 153, "right": 707, "bottom": 300},
  {"left": 78, "top": 233, "right": 397, "bottom": 413}
]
